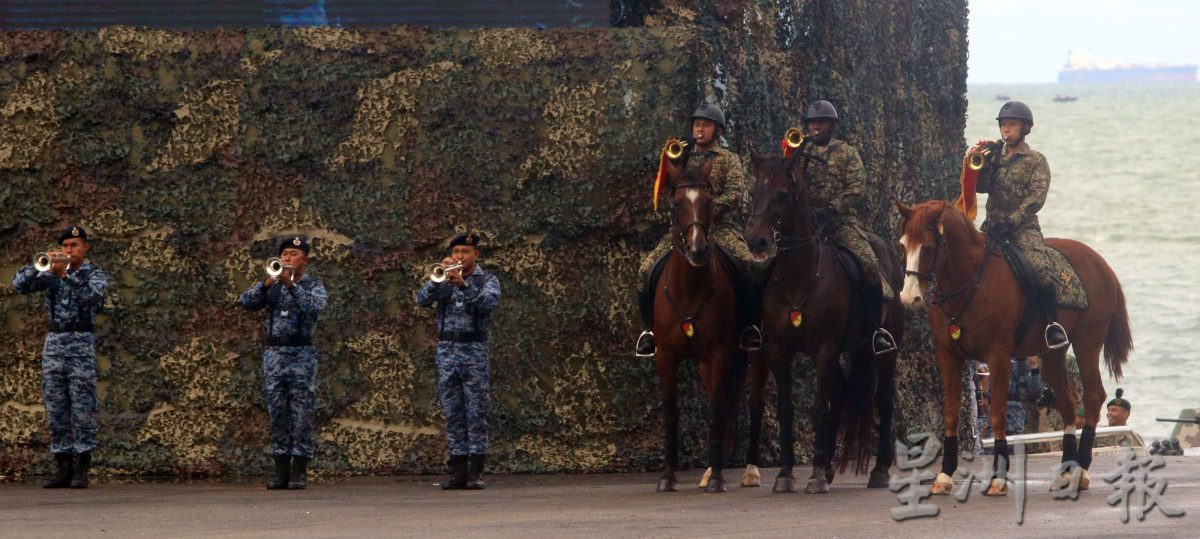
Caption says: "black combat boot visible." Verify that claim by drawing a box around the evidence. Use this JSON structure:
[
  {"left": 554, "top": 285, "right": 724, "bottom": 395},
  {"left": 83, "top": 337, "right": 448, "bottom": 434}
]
[
  {"left": 42, "top": 453, "right": 73, "bottom": 489},
  {"left": 635, "top": 282, "right": 656, "bottom": 358},
  {"left": 267, "top": 455, "right": 290, "bottom": 490},
  {"left": 1042, "top": 284, "right": 1069, "bottom": 350},
  {"left": 866, "top": 276, "right": 897, "bottom": 355},
  {"left": 69, "top": 452, "right": 91, "bottom": 489},
  {"left": 288, "top": 457, "right": 309, "bottom": 490},
  {"left": 441, "top": 455, "right": 468, "bottom": 490},
  {"left": 466, "top": 454, "right": 487, "bottom": 490}
]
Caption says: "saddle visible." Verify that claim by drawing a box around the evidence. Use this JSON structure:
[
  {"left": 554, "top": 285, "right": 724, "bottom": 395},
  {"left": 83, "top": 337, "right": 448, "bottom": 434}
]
[{"left": 991, "top": 238, "right": 1089, "bottom": 344}]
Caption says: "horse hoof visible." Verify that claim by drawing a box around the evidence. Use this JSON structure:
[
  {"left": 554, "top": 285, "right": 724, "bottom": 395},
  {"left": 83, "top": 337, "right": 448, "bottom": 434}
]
[
  {"left": 804, "top": 477, "right": 830, "bottom": 494},
  {"left": 656, "top": 478, "right": 678, "bottom": 492},
  {"left": 984, "top": 478, "right": 1009, "bottom": 496},
  {"left": 1079, "top": 469, "right": 1090, "bottom": 491},
  {"left": 741, "top": 464, "right": 761, "bottom": 487},
  {"left": 930, "top": 472, "right": 954, "bottom": 495},
  {"left": 704, "top": 477, "right": 727, "bottom": 493},
  {"left": 772, "top": 476, "right": 797, "bottom": 493},
  {"left": 698, "top": 466, "right": 713, "bottom": 489},
  {"left": 1050, "top": 471, "right": 1070, "bottom": 492},
  {"left": 867, "top": 471, "right": 890, "bottom": 489}
]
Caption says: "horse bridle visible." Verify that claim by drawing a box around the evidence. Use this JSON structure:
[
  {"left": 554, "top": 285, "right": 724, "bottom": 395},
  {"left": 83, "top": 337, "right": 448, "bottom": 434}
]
[
  {"left": 671, "top": 180, "right": 714, "bottom": 249},
  {"left": 748, "top": 166, "right": 825, "bottom": 252},
  {"left": 904, "top": 211, "right": 992, "bottom": 308}
]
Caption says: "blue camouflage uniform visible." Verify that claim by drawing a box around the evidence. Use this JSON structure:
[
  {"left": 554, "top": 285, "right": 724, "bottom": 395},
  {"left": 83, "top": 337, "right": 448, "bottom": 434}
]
[
  {"left": 1006, "top": 358, "right": 1044, "bottom": 435},
  {"left": 241, "top": 274, "right": 327, "bottom": 458},
  {"left": 12, "top": 261, "right": 107, "bottom": 455},
  {"left": 417, "top": 265, "right": 501, "bottom": 457}
]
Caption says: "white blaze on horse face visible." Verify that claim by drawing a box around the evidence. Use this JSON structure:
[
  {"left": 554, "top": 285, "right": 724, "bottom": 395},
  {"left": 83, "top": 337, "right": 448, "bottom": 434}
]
[
  {"left": 899, "top": 234, "right": 923, "bottom": 306},
  {"left": 686, "top": 188, "right": 704, "bottom": 253}
]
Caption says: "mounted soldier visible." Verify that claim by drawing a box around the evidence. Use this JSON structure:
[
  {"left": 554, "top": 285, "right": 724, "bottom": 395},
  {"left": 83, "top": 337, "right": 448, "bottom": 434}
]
[
  {"left": 976, "top": 100, "right": 1069, "bottom": 349},
  {"left": 635, "top": 103, "right": 764, "bottom": 357},
  {"left": 798, "top": 100, "right": 896, "bottom": 354}
]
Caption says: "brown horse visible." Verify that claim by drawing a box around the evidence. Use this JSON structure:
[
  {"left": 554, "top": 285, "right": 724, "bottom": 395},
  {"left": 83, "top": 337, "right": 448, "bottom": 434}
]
[
  {"left": 652, "top": 155, "right": 742, "bottom": 493},
  {"left": 896, "top": 200, "right": 1132, "bottom": 495},
  {"left": 743, "top": 149, "right": 903, "bottom": 493}
]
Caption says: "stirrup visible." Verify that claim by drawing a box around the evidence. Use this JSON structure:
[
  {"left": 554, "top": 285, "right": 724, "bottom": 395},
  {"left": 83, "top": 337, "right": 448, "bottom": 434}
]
[
  {"left": 739, "top": 325, "right": 763, "bottom": 351},
  {"left": 635, "top": 330, "right": 656, "bottom": 358},
  {"left": 1045, "top": 322, "right": 1069, "bottom": 350},
  {"left": 872, "top": 328, "right": 897, "bottom": 356}
]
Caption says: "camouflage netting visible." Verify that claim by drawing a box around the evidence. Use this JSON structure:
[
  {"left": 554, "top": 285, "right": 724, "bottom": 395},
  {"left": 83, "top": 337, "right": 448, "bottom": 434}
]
[{"left": 0, "top": 0, "right": 968, "bottom": 477}]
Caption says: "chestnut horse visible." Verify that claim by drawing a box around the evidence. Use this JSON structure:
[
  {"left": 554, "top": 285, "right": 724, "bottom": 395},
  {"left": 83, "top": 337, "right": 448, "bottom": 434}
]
[
  {"left": 897, "top": 200, "right": 1132, "bottom": 495},
  {"left": 652, "top": 155, "right": 743, "bottom": 493},
  {"left": 744, "top": 150, "right": 903, "bottom": 493}
]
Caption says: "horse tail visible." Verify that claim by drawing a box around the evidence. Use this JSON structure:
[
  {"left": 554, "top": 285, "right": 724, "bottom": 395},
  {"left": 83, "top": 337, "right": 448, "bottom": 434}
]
[
  {"left": 1103, "top": 277, "right": 1133, "bottom": 381},
  {"left": 837, "top": 340, "right": 876, "bottom": 475}
]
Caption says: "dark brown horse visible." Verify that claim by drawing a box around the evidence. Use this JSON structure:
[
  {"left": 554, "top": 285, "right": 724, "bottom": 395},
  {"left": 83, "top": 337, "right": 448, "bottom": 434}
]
[
  {"left": 743, "top": 150, "right": 903, "bottom": 493},
  {"left": 652, "top": 155, "right": 742, "bottom": 493},
  {"left": 897, "top": 200, "right": 1132, "bottom": 495}
]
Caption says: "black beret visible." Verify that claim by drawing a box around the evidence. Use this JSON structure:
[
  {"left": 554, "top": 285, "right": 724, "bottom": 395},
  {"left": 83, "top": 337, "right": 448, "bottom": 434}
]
[
  {"left": 1107, "top": 388, "right": 1131, "bottom": 412},
  {"left": 279, "top": 235, "right": 310, "bottom": 255},
  {"left": 449, "top": 232, "right": 480, "bottom": 249},
  {"left": 58, "top": 225, "right": 88, "bottom": 244}
]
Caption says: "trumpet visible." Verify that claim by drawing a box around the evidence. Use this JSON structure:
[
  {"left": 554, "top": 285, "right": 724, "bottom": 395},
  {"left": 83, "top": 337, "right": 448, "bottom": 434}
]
[
  {"left": 430, "top": 262, "right": 464, "bottom": 283},
  {"left": 265, "top": 257, "right": 295, "bottom": 281},
  {"left": 34, "top": 252, "right": 70, "bottom": 272},
  {"left": 967, "top": 139, "right": 1002, "bottom": 171},
  {"left": 664, "top": 138, "right": 689, "bottom": 160},
  {"left": 783, "top": 127, "right": 812, "bottom": 149}
]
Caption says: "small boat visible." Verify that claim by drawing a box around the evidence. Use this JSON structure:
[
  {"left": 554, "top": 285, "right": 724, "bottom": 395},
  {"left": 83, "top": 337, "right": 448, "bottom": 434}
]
[
  {"left": 1053, "top": 94, "right": 1078, "bottom": 102},
  {"left": 994, "top": 94, "right": 1011, "bottom": 101}
]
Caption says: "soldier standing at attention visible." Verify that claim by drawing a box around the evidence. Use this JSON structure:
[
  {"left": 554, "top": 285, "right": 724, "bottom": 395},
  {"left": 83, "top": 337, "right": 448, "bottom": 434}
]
[
  {"left": 801, "top": 100, "right": 896, "bottom": 354},
  {"left": 976, "top": 101, "right": 1069, "bottom": 350},
  {"left": 12, "top": 226, "right": 107, "bottom": 489},
  {"left": 417, "top": 233, "right": 501, "bottom": 490},
  {"left": 240, "top": 236, "right": 328, "bottom": 490}
]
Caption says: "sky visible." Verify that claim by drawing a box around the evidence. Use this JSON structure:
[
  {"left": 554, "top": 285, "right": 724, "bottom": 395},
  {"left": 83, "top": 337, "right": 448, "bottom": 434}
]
[{"left": 968, "top": 0, "right": 1200, "bottom": 83}]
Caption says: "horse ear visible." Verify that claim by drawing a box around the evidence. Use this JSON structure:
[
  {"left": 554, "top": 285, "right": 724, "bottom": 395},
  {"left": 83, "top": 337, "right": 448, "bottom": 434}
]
[{"left": 896, "top": 202, "right": 914, "bottom": 220}]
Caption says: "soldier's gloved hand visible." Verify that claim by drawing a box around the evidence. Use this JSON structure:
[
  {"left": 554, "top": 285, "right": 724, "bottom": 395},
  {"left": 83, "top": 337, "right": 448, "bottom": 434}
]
[
  {"left": 1036, "top": 387, "right": 1056, "bottom": 408},
  {"left": 986, "top": 219, "right": 1014, "bottom": 241}
]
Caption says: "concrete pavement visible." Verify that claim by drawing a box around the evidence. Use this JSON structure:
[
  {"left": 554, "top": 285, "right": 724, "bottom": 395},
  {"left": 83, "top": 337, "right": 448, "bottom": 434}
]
[{"left": 1, "top": 453, "right": 1196, "bottom": 538}]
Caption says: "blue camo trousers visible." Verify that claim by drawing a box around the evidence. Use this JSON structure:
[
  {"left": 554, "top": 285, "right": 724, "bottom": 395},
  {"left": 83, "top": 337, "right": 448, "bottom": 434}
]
[
  {"left": 42, "top": 353, "right": 98, "bottom": 455},
  {"left": 436, "top": 343, "right": 490, "bottom": 456},
  {"left": 263, "top": 346, "right": 317, "bottom": 458}
]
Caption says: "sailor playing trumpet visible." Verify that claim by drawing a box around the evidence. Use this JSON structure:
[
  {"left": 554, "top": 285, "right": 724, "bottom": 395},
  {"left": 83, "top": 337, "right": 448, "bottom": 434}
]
[{"left": 240, "top": 236, "right": 328, "bottom": 490}]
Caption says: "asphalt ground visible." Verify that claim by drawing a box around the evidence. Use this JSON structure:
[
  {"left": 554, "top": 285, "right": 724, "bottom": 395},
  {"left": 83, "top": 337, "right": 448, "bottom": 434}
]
[{"left": 1, "top": 453, "right": 1196, "bottom": 538}]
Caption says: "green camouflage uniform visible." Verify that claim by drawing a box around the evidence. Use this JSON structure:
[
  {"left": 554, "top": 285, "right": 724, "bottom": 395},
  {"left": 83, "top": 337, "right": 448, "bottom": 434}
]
[
  {"left": 976, "top": 142, "right": 1055, "bottom": 287},
  {"left": 639, "top": 145, "right": 756, "bottom": 282},
  {"left": 805, "top": 139, "right": 893, "bottom": 299}
]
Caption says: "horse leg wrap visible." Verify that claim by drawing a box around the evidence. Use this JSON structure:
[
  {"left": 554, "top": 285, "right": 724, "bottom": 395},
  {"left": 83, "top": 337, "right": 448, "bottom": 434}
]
[
  {"left": 1076, "top": 426, "right": 1096, "bottom": 470},
  {"left": 1061, "top": 433, "right": 1078, "bottom": 466},
  {"left": 941, "top": 437, "right": 959, "bottom": 476},
  {"left": 992, "top": 439, "right": 1009, "bottom": 480}
]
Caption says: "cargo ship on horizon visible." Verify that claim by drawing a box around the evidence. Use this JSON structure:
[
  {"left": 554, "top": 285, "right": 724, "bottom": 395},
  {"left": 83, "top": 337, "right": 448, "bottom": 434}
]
[{"left": 1059, "top": 52, "right": 1197, "bottom": 83}]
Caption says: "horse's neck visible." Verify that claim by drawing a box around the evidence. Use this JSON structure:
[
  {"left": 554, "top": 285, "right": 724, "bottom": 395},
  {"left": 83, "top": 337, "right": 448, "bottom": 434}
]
[
  {"left": 938, "top": 220, "right": 987, "bottom": 290},
  {"left": 781, "top": 199, "right": 820, "bottom": 265},
  {"left": 667, "top": 247, "right": 716, "bottom": 293}
]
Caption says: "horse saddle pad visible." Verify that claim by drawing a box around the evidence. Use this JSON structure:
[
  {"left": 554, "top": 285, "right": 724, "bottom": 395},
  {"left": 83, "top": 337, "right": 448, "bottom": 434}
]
[{"left": 1044, "top": 245, "right": 1088, "bottom": 311}]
